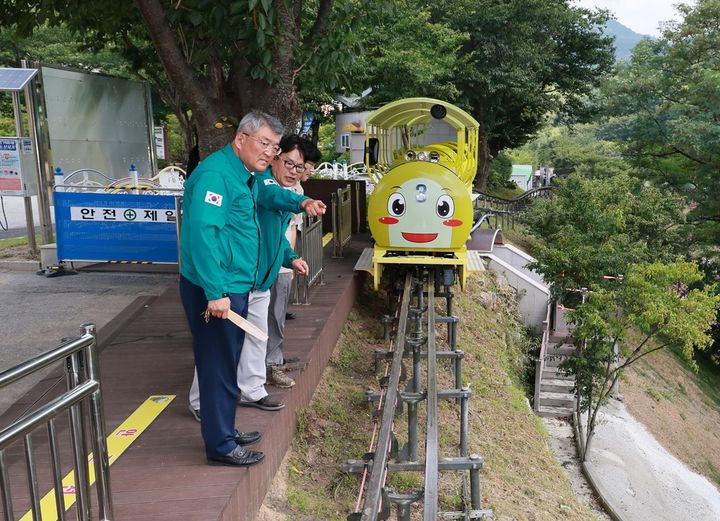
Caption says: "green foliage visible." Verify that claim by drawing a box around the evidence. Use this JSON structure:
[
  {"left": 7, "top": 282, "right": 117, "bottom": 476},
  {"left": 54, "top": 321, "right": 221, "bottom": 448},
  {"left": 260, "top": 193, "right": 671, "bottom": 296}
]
[
  {"left": 352, "top": 2, "right": 464, "bottom": 105},
  {"left": 515, "top": 123, "right": 630, "bottom": 178},
  {"left": 487, "top": 152, "right": 513, "bottom": 191},
  {"left": 565, "top": 260, "right": 719, "bottom": 458},
  {"left": 524, "top": 172, "right": 687, "bottom": 301},
  {"left": 428, "top": 0, "right": 615, "bottom": 167},
  {"left": 599, "top": 0, "right": 720, "bottom": 253}
]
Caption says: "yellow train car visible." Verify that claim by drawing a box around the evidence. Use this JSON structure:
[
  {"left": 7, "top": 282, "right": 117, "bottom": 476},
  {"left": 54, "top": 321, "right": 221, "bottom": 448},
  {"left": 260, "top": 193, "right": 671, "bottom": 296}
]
[{"left": 357, "top": 98, "right": 483, "bottom": 289}]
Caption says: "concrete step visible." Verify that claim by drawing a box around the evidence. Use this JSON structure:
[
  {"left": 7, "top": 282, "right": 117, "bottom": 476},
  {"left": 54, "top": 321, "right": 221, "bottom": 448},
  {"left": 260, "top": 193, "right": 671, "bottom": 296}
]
[
  {"left": 543, "top": 355, "right": 572, "bottom": 367},
  {"left": 538, "top": 391, "right": 575, "bottom": 407},
  {"left": 549, "top": 333, "right": 573, "bottom": 344},
  {"left": 546, "top": 342, "right": 575, "bottom": 353},
  {"left": 542, "top": 368, "right": 574, "bottom": 381},
  {"left": 540, "top": 378, "right": 575, "bottom": 393},
  {"left": 537, "top": 405, "right": 574, "bottom": 418}
]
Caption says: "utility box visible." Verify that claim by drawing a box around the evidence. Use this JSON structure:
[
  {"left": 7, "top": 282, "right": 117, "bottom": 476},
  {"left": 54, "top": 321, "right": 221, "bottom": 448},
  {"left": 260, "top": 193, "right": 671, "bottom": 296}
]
[{"left": 0, "top": 137, "right": 39, "bottom": 196}]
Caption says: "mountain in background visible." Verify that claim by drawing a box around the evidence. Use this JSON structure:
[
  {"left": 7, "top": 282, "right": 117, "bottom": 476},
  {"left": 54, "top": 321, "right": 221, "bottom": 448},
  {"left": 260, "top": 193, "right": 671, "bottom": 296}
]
[{"left": 605, "top": 19, "right": 649, "bottom": 61}]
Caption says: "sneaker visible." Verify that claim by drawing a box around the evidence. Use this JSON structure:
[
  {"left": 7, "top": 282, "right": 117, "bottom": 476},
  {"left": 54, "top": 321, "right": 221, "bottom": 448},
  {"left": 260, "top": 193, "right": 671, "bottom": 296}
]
[
  {"left": 207, "top": 445, "right": 265, "bottom": 467},
  {"left": 268, "top": 366, "right": 295, "bottom": 388},
  {"left": 238, "top": 395, "right": 285, "bottom": 411},
  {"left": 189, "top": 404, "right": 201, "bottom": 422}
]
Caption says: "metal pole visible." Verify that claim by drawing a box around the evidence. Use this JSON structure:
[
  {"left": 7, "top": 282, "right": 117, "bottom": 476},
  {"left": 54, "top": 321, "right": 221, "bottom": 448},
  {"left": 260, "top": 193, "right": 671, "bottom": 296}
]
[
  {"left": 470, "top": 454, "right": 482, "bottom": 509},
  {"left": 81, "top": 323, "right": 113, "bottom": 520},
  {"left": 23, "top": 434, "right": 41, "bottom": 521},
  {"left": 47, "top": 419, "right": 67, "bottom": 521},
  {"left": 21, "top": 60, "right": 53, "bottom": 245},
  {"left": 65, "top": 352, "right": 90, "bottom": 521},
  {"left": 0, "top": 449, "right": 15, "bottom": 521},
  {"left": 11, "top": 90, "right": 37, "bottom": 254}
]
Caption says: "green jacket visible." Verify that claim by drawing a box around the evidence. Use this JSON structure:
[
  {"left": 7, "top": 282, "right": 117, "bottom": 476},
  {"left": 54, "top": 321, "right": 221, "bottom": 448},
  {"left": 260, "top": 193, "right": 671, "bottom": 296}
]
[
  {"left": 180, "top": 144, "right": 306, "bottom": 300},
  {"left": 254, "top": 169, "right": 300, "bottom": 291}
]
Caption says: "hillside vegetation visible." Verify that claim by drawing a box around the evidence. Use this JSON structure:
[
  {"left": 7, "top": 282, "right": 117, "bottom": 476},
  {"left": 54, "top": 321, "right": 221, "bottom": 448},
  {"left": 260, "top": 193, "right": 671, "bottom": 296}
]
[{"left": 259, "top": 271, "right": 600, "bottom": 520}]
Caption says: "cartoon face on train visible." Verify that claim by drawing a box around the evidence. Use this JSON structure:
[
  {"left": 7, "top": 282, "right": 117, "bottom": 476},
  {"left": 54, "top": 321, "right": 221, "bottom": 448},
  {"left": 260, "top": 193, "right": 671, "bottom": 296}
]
[{"left": 368, "top": 162, "right": 473, "bottom": 251}]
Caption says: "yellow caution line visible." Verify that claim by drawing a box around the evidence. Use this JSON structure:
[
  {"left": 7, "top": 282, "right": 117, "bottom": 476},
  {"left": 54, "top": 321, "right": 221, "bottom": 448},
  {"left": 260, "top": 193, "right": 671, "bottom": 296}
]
[
  {"left": 21, "top": 395, "right": 175, "bottom": 521},
  {"left": 322, "top": 233, "right": 333, "bottom": 247}
]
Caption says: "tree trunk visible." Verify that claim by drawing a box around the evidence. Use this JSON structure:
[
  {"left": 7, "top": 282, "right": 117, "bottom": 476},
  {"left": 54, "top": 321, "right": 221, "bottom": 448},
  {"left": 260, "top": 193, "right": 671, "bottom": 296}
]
[{"left": 474, "top": 128, "right": 492, "bottom": 192}]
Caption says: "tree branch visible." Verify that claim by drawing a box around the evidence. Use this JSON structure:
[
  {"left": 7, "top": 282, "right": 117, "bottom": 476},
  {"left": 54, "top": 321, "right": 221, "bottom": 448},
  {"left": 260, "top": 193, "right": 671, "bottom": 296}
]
[
  {"left": 309, "top": 0, "right": 335, "bottom": 40},
  {"left": 134, "top": 0, "right": 213, "bottom": 117}
]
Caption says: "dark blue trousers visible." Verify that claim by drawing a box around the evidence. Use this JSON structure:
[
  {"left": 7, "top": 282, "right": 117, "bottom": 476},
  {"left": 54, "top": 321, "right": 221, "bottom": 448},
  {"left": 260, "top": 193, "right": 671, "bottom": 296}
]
[{"left": 179, "top": 276, "right": 249, "bottom": 458}]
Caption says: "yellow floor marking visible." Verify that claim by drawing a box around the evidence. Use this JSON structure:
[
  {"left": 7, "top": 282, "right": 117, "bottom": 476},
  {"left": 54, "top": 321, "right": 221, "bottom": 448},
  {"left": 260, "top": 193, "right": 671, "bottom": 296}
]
[
  {"left": 322, "top": 233, "right": 333, "bottom": 247},
  {"left": 21, "top": 395, "right": 175, "bottom": 521}
]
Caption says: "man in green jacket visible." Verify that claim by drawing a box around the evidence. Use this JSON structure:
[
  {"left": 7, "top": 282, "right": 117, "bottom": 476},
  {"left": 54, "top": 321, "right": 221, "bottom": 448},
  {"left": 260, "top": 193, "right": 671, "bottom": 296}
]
[
  {"left": 179, "top": 111, "right": 325, "bottom": 467},
  {"left": 236, "top": 135, "right": 310, "bottom": 401}
]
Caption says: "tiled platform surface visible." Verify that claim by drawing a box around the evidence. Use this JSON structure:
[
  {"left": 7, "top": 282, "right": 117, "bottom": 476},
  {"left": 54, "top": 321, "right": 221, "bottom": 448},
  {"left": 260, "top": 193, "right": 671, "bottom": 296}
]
[{"left": 0, "top": 236, "right": 368, "bottom": 521}]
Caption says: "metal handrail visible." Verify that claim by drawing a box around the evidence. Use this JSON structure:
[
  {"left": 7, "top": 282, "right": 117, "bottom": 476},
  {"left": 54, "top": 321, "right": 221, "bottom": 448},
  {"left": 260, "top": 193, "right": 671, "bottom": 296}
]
[
  {"left": 293, "top": 214, "right": 324, "bottom": 304},
  {"left": 534, "top": 302, "right": 553, "bottom": 412},
  {"left": 0, "top": 324, "right": 113, "bottom": 521},
  {"left": 332, "top": 185, "right": 352, "bottom": 258}
]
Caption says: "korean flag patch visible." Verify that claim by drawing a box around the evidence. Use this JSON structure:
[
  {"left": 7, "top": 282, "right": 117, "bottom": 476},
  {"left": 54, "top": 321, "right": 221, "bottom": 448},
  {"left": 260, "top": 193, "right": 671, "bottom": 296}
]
[
  {"left": 204, "top": 191, "right": 223, "bottom": 207},
  {"left": 263, "top": 178, "right": 277, "bottom": 186}
]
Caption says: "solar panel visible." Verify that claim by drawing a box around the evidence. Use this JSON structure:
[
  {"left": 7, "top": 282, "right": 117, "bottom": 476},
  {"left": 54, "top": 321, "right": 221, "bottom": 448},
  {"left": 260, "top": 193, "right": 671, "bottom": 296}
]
[{"left": 0, "top": 68, "right": 39, "bottom": 92}]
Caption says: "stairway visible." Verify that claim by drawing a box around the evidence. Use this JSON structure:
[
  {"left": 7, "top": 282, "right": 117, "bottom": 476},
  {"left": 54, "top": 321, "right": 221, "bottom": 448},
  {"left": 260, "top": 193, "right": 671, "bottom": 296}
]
[{"left": 536, "top": 335, "right": 576, "bottom": 418}]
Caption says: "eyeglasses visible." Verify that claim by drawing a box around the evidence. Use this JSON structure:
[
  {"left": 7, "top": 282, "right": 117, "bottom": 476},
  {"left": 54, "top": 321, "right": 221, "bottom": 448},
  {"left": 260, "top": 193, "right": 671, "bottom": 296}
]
[
  {"left": 281, "top": 159, "right": 306, "bottom": 173},
  {"left": 242, "top": 133, "right": 281, "bottom": 154}
]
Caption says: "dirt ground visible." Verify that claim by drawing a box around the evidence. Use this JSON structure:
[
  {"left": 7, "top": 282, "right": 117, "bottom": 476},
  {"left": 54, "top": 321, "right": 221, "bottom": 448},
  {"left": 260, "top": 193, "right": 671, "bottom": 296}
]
[{"left": 622, "top": 349, "right": 720, "bottom": 488}]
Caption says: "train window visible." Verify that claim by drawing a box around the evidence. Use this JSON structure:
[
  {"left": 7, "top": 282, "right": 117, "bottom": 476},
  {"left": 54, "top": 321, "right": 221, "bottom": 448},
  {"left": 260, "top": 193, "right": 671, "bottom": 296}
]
[{"left": 366, "top": 138, "right": 379, "bottom": 165}]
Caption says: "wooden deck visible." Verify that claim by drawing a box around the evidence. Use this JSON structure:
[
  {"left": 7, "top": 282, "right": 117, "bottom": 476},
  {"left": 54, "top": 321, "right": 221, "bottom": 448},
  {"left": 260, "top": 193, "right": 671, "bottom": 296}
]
[{"left": 0, "top": 236, "right": 369, "bottom": 521}]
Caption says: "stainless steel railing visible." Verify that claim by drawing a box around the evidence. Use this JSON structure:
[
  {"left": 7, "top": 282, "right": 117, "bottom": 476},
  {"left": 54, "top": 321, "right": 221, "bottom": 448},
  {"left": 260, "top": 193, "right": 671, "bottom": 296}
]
[
  {"left": 0, "top": 324, "right": 112, "bottom": 521},
  {"left": 332, "top": 185, "right": 353, "bottom": 258},
  {"left": 293, "top": 214, "right": 325, "bottom": 305}
]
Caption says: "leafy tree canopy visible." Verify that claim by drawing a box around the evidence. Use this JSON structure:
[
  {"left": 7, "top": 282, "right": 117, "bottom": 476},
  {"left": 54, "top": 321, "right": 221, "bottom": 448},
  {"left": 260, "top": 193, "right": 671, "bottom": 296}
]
[
  {"left": 566, "top": 259, "right": 720, "bottom": 459},
  {"left": 524, "top": 172, "right": 687, "bottom": 301},
  {"left": 0, "top": 0, "right": 380, "bottom": 156},
  {"left": 425, "top": 0, "right": 616, "bottom": 189},
  {"left": 599, "top": 0, "right": 720, "bottom": 248}
]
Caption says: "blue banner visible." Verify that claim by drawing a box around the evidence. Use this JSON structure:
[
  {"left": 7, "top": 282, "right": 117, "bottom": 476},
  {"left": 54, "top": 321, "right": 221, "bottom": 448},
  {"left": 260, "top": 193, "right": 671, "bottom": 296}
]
[{"left": 54, "top": 191, "right": 179, "bottom": 263}]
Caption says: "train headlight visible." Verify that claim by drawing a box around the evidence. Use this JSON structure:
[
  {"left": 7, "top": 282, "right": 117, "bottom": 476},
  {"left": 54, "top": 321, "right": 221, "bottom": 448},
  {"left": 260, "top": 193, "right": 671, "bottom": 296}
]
[
  {"left": 429, "top": 151, "right": 440, "bottom": 162},
  {"left": 405, "top": 151, "right": 416, "bottom": 161},
  {"left": 416, "top": 151, "right": 429, "bottom": 162}
]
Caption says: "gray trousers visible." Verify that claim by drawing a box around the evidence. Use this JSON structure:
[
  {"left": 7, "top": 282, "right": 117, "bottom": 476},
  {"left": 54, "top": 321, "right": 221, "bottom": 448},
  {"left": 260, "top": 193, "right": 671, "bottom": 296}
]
[
  {"left": 266, "top": 271, "right": 292, "bottom": 367},
  {"left": 189, "top": 289, "right": 271, "bottom": 408}
]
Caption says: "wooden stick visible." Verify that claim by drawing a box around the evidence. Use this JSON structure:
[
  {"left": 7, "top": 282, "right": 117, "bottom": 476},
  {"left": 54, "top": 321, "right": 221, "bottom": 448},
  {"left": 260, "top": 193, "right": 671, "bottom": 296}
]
[{"left": 227, "top": 309, "right": 269, "bottom": 342}]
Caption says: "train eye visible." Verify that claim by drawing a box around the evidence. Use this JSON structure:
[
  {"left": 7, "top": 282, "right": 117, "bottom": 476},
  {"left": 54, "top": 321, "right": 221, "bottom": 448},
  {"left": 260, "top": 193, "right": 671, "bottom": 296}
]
[
  {"left": 388, "top": 193, "right": 406, "bottom": 216},
  {"left": 436, "top": 195, "right": 454, "bottom": 218}
]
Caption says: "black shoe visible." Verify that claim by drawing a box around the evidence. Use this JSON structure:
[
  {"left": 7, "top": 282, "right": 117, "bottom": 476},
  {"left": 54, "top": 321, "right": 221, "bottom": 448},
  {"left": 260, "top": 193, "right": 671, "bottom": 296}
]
[
  {"left": 235, "top": 429, "right": 262, "bottom": 445},
  {"left": 285, "top": 312, "right": 296, "bottom": 320},
  {"left": 207, "top": 445, "right": 265, "bottom": 467},
  {"left": 282, "top": 356, "right": 301, "bottom": 364},
  {"left": 238, "top": 395, "right": 285, "bottom": 411}
]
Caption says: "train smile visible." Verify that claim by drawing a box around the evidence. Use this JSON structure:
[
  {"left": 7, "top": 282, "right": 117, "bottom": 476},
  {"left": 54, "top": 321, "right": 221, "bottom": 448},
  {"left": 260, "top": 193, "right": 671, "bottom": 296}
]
[{"left": 402, "top": 232, "right": 438, "bottom": 243}]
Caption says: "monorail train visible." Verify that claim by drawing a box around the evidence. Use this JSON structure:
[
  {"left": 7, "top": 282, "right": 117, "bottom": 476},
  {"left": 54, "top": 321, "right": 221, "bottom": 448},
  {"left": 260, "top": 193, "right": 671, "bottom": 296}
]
[{"left": 359, "top": 97, "right": 483, "bottom": 289}]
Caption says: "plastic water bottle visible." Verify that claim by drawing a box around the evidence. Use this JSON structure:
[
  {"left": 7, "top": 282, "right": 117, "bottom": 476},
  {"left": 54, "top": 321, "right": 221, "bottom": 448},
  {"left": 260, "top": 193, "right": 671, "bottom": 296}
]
[
  {"left": 53, "top": 167, "right": 64, "bottom": 192},
  {"left": 129, "top": 164, "right": 139, "bottom": 194}
]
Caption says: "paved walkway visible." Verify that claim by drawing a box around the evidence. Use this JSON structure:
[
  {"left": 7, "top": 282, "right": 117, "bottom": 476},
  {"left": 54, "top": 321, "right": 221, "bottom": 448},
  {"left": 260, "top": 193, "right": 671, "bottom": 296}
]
[{"left": 584, "top": 398, "right": 720, "bottom": 521}]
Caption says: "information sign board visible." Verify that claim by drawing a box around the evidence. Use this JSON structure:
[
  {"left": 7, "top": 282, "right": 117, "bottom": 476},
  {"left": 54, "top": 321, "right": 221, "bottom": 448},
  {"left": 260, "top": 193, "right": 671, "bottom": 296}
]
[{"left": 54, "top": 191, "right": 179, "bottom": 263}]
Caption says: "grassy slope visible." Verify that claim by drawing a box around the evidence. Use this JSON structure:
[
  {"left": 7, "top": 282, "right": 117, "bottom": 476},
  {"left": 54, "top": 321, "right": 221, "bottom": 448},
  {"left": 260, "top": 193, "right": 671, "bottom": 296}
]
[
  {"left": 624, "top": 349, "right": 720, "bottom": 487},
  {"left": 262, "top": 271, "right": 598, "bottom": 520}
]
